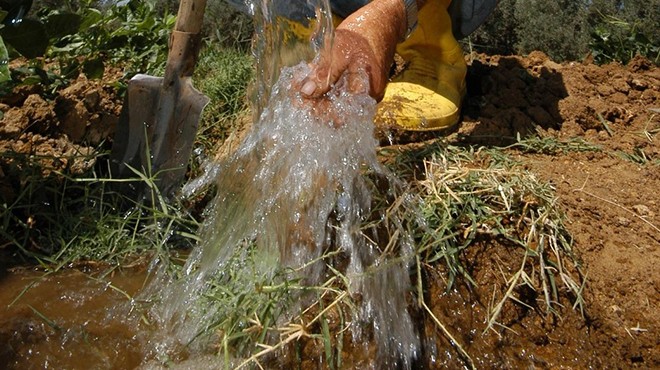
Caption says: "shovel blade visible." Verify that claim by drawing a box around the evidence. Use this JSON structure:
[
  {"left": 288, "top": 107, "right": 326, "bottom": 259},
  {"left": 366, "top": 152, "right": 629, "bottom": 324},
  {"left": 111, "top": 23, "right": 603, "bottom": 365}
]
[
  {"left": 153, "top": 78, "right": 210, "bottom": 196},
  {"left": 110, "top": 74, "right": 209, "bottom": 200},
  {"left": 111, "top": 74, "right": 161, "bottom": 181}
]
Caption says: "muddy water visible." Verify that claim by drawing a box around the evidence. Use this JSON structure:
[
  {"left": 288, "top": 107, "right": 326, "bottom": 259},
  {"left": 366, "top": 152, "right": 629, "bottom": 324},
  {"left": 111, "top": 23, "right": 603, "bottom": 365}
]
[{"left": 0, "top": 267, "right": 149, "bottom": 369}]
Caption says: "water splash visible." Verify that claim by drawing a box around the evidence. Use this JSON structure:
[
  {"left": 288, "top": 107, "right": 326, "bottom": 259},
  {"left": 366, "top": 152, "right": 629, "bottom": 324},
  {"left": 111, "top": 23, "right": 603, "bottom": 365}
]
[{"left": 141, "top": 0, "right": 420, "bottom": 367}]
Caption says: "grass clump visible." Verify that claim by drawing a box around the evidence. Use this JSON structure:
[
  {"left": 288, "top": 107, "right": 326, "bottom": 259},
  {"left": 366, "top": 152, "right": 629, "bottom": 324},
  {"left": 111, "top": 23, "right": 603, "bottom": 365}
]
[
  {"left": 0, "top": 149, "right": 199, "bottom": 270},
  {"left": 198, "top": 247, "right": 352, "bottom": 369},
  {"left": 194, "top": 45, "right": 253, "bottom": 150},
  {"left": 387, "top": 142, "right": 584, "bottom": 330},
  {"left": 505, "top": 134, "right": 602, "bottom": 155}
]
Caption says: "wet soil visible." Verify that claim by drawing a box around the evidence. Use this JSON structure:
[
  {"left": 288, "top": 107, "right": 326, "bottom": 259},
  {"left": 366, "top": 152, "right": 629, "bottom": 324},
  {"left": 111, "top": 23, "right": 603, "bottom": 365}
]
[
  {"left": 1, "top": 51, "right": 658, "bottom": 368},
  {"left": 0, "top": 267, "right": 148, "bottom": 369}
]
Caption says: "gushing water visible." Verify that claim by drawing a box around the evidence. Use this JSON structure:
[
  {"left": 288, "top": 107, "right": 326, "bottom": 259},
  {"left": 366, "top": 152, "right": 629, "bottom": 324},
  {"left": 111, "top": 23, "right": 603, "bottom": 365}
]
[{"left": 141, "top": 0, "right": 420, "bottom": 367}]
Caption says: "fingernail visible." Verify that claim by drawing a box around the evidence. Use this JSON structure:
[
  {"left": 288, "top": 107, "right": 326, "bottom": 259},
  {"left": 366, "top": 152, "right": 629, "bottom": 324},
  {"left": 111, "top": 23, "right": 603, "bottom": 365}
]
[{"left": 301, "top": 79, "right": 317, "bottom": 96}]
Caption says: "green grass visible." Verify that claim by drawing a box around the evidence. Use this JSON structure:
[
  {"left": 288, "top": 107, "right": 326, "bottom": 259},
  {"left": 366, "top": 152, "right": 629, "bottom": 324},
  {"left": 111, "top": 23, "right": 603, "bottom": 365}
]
[
  {"left": 505, "top": 134, "right": 602, "bottom": 155},
  {"left": 386, "top": 142, "right": 584, "bottom": 323},
  {"left": 0, "top": 149, "right": 199, "bottom": 271},
  {"left": 193, "top": 45, "right": 253, "bottom": 150},
  {"left": 184, "top": 45, "right": 254, "bottom": 181},
  {"left": 0, "top": 41, "right": 253, "bottom": 268},
  {"left": 1, "top": 120, "right": 586, "bottom": 369},
  {"left": 616, "top": 147, "right": 658, "bottom": 165},
  {"left": 618, "top": 114, "right": 660, "bottom": 165}
]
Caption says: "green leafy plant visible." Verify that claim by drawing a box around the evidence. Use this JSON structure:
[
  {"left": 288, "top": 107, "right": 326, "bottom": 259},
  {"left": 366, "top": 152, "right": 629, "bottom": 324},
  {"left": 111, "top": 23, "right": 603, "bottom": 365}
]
[
  {"left": 0, "top": 0, "right": 174, "bottom": 95},
  {"left": 590, "top": 15, "right": 659, "bottom": 65},
  {"left": 0, "top": 36, "right": 9, "bottom": 83},
  {"left": 46, "top": 0, "right": 175, "bottom": 79},
  {"left": 0, "top": 10, "right": 11, "bottom": 83}
]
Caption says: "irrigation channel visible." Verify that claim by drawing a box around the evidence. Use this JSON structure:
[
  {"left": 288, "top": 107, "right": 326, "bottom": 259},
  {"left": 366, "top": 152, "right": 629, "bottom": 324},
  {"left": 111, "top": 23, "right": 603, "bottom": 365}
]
[{"left": 3, "top": 1, "right": 427, "bottom": 368}]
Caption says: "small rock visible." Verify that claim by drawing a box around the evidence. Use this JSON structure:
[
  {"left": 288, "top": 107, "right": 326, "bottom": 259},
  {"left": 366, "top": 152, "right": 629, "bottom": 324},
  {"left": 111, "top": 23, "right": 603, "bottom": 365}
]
[
  {"left": 24, "top": 94, "right": 57, "bottom": 131},
  {"left": 83, "top": 89, "right": 101, "bottom": 110},
  {"left": 0, "top": 108, "right": 29, "bottom": 136},
  {"left": 60, "top": 100, "right": 90, "bottom": 142},
  {"left": 527, "top": 106, "right": 555, "bottom": 126},
  {"left": 632, "top": 204, "right": 652, "bottom": 217},
  {"left": 628, "top": 78, "right": 647, "bottom": 90},
  {"left": 596, "top": 83, "right": 615, "bottom": 96},
  {"left": 616, "top": 217, "right": 631, "bottom": 227}
]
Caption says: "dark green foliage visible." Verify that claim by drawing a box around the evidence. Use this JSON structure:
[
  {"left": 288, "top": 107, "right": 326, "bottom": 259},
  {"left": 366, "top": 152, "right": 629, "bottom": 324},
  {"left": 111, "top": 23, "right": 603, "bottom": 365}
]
[
  {"left": 513, "top": 0, "right": 590, "bottom": 61},
  {"left": 464, "top": 0, "right": 518, "bottom": 55},
  {"left": 203, "top": 0, "right": 253, "bottom": 50},
  {"left": 47, "top": 0, "right": 175, "bottom": 78},
  {"left": 0, "top": 0, "right": 173, "bottom": 94},
  {"left": 1, "top": 18, "right": 49, "bottom": 58},
  {"left": 0, "top": 18, "right": 9, "bottom": 82},
  {"left": 587, "top": 0, "right": 659, "bottom": 64},
  {"left": 466, "top": 0, "right": 659, "bottom": 64}
]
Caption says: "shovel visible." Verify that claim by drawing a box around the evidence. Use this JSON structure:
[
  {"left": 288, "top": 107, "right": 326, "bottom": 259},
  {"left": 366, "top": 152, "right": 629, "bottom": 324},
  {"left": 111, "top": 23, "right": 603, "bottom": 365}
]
[{"left": 110, "top": 0, "right": 209, "bottom": 199}]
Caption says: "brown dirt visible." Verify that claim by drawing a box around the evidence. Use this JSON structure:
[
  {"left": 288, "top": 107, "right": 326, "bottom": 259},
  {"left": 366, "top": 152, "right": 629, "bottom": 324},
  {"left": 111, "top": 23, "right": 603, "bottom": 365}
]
[
  {"left": 0, "top": 51, "right": 658, "bottom": 368},
  {"left": 423, "top": 51, "right": 659, "bottom": 368},
  {"left": 0, "top": 67, "right": 123, "bottom": 203}
]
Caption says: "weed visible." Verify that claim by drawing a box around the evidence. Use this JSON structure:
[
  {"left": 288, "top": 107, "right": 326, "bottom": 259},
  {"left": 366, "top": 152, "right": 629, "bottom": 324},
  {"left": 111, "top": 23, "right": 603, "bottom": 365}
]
[
  {"left": 506, "top": 134, "right": 602, "bottom": 155},
  {"left": 616, "top": 147, "right": 658, "bottom": 166},
  {"left": 1, "top": 0, "right": 174, "bottom": 95},
  {"left": 142, "top": 141, "right": 585, "bottom": 367},
  {"left": 590, "top": 13, "right": 659, "bottom": 65},
  {"left": 0, "top": 148, "right": 199, "bottom": 270},
  {"left": 194, "top": 45, "right": 253, "bottom": 147}
]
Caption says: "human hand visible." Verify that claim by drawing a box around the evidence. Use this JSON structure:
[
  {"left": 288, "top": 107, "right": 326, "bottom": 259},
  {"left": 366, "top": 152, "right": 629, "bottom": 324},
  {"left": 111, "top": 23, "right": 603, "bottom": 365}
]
[
  {"left": 289, "top": 64, "right": 373, "bottom": 129},
  {"left": 299, "top": 0, "right": 407, "bottom": 101}
]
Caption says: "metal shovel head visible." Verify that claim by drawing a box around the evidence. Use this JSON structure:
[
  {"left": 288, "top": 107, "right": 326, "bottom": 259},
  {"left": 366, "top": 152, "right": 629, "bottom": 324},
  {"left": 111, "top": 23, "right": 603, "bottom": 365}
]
[{"left": 110, "top": 73, "right": 209, "bottom": 198}]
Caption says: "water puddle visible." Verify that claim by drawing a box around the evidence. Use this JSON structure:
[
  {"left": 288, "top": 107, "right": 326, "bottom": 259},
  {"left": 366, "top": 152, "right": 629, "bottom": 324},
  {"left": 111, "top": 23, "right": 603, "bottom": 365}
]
[{"left": 0, "top": 267, "right": 149, "bottom": 369}]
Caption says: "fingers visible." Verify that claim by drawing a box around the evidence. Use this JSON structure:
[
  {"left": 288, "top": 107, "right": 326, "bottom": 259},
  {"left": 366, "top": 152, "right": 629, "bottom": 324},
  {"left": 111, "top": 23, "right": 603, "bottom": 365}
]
[
  {"left": 301, "top": 45, "right": 348, "bottom": 98},
  {"left": 300, "top": 66, "right": 329, "bottom": 98},
  {"left": 300, "top": 28, "right": 387, "bottom": 101},
  {"left": 346, "top": 62, "right": 370, "bottom": 97}
]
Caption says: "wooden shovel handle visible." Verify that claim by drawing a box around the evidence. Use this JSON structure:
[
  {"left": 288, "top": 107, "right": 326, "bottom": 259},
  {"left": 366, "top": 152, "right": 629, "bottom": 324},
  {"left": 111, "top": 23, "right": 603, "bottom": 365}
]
[
  {"left": 174, "top": 0, "right": 207, "bottom": 34},
  {"left": 163, "top": 0, "right": 207, "bottom": 79}
]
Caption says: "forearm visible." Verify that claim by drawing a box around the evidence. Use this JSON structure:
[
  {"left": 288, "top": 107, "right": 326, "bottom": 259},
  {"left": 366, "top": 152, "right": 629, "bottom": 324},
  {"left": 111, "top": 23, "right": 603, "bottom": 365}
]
[
  {"left": 300, "top": 0, "right": 425, "bottom": 99},
  {"left": 365, "top": 0, "right": 426, "bottom": 40},
  {"left": 341, "top": 0, "right": 406, "bottom": 43}
]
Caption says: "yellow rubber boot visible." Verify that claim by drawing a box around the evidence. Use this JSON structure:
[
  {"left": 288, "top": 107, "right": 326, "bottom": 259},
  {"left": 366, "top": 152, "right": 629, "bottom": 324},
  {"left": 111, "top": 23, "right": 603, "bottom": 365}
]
[
  {"left": 279, "top": 13, "right": 344, "bottom": 43},
  {"left": 376, "top": 0, "right": 467, "bottom": 131}
]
